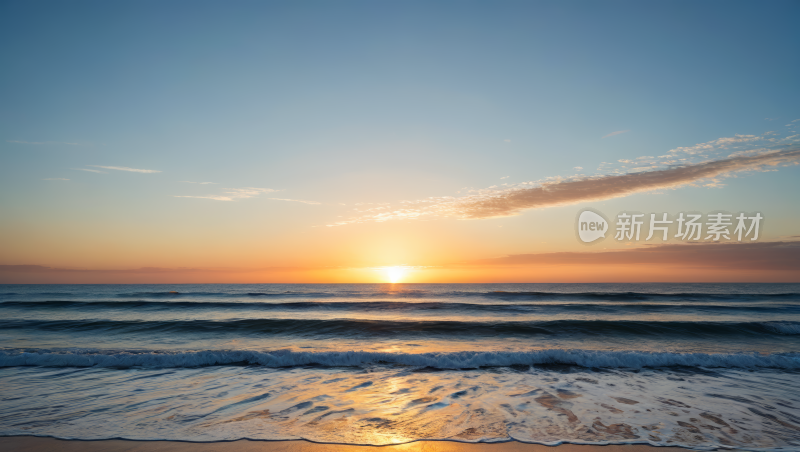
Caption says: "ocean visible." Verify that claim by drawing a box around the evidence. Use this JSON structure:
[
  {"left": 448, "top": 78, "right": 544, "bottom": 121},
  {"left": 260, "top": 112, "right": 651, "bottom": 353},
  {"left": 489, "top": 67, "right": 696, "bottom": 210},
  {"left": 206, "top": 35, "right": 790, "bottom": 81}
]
[{"left": 1, "top": 283, "right": 799, "bottom": 449}]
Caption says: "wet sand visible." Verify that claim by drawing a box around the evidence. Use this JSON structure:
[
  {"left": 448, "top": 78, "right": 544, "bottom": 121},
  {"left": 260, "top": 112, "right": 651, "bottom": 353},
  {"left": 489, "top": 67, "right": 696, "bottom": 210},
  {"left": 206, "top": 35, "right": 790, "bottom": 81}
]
[{"left": 0, "top": 437, "right": 691, "bottom": 452}]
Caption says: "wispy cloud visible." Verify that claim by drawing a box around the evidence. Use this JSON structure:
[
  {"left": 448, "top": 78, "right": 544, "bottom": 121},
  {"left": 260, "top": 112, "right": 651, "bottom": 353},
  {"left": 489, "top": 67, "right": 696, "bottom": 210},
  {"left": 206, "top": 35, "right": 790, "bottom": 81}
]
[
  {"left": 0, "top": 265, "right": 307, "bottom": 274},
  {"left": 668, "top": 134, "right": 761, "bottom": 155},
  {"left": 0, "top": 264, "right": 316, "bottom": 283},
  {"left": 602, "top": 130, "right": 630, "bottom": 138},
  {"left": 89, "top": 165, "right": 161, "bottom": 173},
  {"left": 175, "top": 187, "right": 278, "bottom": 201},
  {"left": 7, "top": 140, "right": 79, "bottom": 145},
  {"left": 181, "top": 181, "right": 218, "bottom": 185},
  {"left": 328, "top": 135, "right": 800, "bottom": 226},
  {"left": 174, "top": 195, "right": 237, "bottom": 201},
  {"left": 43, "top": 178, "right": 69, "bottom": 181},
  {"left": 268, "top": 198, "right": 321, "bottom": 205},
  {"left": 72, "top": 168, "right": 107, "bottom": 174}
]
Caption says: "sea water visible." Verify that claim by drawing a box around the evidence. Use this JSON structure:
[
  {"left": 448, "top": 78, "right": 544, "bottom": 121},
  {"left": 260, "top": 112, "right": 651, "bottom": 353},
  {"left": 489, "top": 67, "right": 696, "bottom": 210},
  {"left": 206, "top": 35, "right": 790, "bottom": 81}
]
[{"left": 1, "top": 283, "right": 799, "bottom": 449}]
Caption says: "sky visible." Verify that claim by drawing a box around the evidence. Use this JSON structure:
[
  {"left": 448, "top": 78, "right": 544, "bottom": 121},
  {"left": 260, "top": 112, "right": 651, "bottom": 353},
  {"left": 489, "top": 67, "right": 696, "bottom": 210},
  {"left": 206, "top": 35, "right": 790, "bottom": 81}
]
[{"left": 1, "top": 0, "right": 799, "bottom": 283}]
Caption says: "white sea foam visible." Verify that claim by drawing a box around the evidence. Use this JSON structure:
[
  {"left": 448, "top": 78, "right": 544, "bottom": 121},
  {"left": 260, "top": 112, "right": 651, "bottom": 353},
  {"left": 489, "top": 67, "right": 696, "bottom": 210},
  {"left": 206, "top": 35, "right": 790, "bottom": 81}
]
[
  {"left": 2, "top": 360, "right": 799, "bottom": 449},
  {"left": 2, "top": 348, "right": 799, "bottom": 369}
]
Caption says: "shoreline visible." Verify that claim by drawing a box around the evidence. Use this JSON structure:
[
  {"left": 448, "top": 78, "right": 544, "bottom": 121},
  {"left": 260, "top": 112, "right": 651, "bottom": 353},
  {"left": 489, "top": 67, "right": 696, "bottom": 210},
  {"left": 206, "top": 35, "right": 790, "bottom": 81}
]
[{"left": 0, "top": 437, "right": 695, "bottom": 452}]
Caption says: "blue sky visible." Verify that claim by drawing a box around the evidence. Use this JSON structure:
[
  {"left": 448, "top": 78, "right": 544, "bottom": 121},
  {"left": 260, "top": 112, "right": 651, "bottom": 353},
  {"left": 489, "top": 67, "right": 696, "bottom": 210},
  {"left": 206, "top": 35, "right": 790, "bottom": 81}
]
[{"left": 1, "top": 0, "right": 799, "bottom": 282}]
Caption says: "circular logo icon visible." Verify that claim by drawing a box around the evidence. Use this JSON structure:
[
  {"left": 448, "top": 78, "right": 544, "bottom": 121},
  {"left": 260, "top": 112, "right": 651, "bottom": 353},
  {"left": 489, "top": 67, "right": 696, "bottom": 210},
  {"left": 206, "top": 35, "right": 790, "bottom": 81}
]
[{"left": 576, "top": 209, "right": 608, "bottom": 244}]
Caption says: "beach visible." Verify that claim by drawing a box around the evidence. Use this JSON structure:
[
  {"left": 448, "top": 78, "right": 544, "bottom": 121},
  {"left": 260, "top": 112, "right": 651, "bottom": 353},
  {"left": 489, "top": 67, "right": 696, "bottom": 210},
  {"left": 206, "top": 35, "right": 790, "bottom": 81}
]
[{"left": 0, "top": 438, "right": 691, "bottom": 452}]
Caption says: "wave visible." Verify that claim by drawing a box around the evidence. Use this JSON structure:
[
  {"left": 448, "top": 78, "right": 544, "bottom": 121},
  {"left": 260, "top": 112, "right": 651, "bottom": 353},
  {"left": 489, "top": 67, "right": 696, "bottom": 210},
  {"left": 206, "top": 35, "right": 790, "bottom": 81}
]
[
  {"left": 2, "top": 318, "right": 799, "bottom": 338},
  {"left": 486, "top": 291, "right": 800, "bottom": 301},
  {"left": 1, "top": 299, "right": 798, "bottom": 314},
  {"left": 113, "top": 290, "right": 432, "bottom": 299},
  {"left": 2, "top": 348, "right": 798, "bottom": 369}
]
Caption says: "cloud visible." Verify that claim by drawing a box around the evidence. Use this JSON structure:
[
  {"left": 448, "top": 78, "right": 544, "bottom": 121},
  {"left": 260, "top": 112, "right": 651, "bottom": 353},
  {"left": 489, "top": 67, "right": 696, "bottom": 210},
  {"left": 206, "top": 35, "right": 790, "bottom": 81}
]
[
  {"left": 669, "top": 134, "right": 761, "bottom": 155},
  {"left": 461, "top": 241, "right": 800, "bottom": 272},
  {"left": 174, "top": 195, "right": 237, "bottom": 201},
  {"left": 329, "top": 146, "right": 800, "bottom": 226},
  {"left": 268, "top": 198, "right": 321, "bottom": 205},
  {"left": 43, "top": 178, "right": 69, "bottom": 181},
  {"left": 500, "top": 176, "right": 510, "bottom": 180},
  {"left": 602, "top": 130, "right": 630, "bottom": 138},
  {"left": 72, "top": 168, "right": 107, "bottom": 174},
  {"left": 181, "top": 181, "right": 218, "bottom": 185},
  {"left": 7, "top": 140, "right": 79, "bottom": 145},
  {"left": 0, "top": 265, "right": 267, "bottom": 274},
  {"left": 0, "top": 264, "right": 314, "bottom": 284},
  {"left": 573, "top": 167, "right": 583, "bottom": 171},
  {"left": 0, "top": 265, "right": 189, "bottom": 274},
  {"left": 175, "top": 187, "right": 278, "bottom": 201},
  {"left": 89, "top": 165, "right": 161, "bottom": 173}
]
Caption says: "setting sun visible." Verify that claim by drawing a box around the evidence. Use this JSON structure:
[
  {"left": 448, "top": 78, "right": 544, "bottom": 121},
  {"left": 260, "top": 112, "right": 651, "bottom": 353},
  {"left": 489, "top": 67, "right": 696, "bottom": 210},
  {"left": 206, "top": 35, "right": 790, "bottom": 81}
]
[{"left": 384, "top": 266, "right": 407, "bottom": 283}]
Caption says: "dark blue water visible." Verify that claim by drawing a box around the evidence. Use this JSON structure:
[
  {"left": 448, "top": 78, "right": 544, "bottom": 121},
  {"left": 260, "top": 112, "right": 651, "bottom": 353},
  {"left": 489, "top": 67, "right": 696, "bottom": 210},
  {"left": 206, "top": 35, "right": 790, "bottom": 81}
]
[{"left": 1, "top": 283, "right": 799, "bottom": 448}]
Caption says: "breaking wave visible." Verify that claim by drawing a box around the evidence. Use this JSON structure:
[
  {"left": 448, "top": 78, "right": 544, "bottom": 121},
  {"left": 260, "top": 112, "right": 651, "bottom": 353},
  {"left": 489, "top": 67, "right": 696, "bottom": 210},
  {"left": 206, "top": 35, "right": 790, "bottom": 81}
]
[
  {"left": 2, "top": 348, "right": 799, "bottom": 370},
  {"left": 2, "top": 318, "right": 799, "bottom": 338}
]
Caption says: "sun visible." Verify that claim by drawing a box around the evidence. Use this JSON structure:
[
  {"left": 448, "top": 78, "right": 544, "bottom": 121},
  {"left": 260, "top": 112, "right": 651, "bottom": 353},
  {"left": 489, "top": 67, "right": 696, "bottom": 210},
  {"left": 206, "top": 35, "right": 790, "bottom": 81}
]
[{"left": 385, "top": 266, "right": 406, "bottom": 284}]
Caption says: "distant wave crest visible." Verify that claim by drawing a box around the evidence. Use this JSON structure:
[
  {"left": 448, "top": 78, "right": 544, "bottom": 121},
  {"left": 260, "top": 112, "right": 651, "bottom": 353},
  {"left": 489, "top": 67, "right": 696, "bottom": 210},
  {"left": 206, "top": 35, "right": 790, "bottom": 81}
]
[
  {"left": 487, "top": 291, "right": 800, "bottom": 301},
  {"left": 764, "top": 321, "right": 800, "bottom": 334},
  {"left": 3, "top": 300, "right": 798, "bottom": 315}
]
